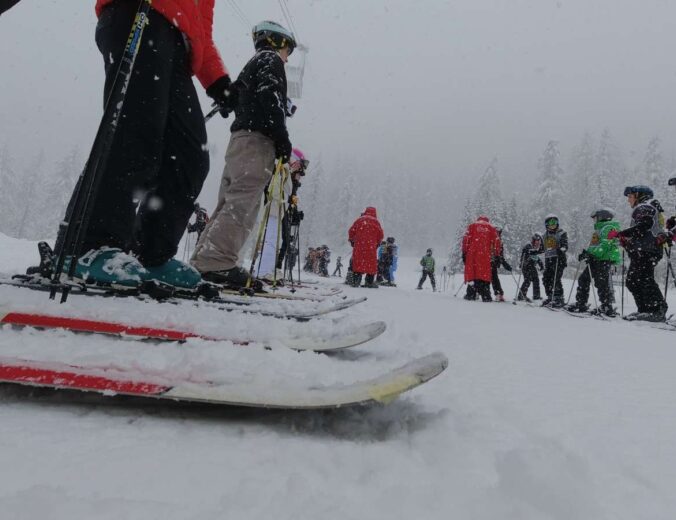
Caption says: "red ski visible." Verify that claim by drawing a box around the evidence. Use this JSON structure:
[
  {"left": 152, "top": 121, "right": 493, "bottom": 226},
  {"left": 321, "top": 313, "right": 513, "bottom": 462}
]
[{"left": 0, "top": 309, "right": 386, "bottom": 352}]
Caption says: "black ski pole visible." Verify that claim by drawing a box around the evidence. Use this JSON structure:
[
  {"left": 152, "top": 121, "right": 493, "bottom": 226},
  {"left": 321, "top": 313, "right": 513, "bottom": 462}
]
[
  {"left": 50, "top": 0, "right": 152, "bottom": 303},
  {"left": 664, "top": 245, "right": 672, "bottom": 300},
  {"left": 621, "top": 250, "right": 625, "bottom": 317}
]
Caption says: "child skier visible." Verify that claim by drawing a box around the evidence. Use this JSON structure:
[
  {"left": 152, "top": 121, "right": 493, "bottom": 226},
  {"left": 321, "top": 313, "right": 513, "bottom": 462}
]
[
  {"left": 332, "top": 256, "right": 343, "bottom": 277},
  {"left": 608, "top": 185, "right": 668, "bottom": 321},
  {"left": 417, "top": 249, "right": 436, "bottom": 291},
  {"left": 491, "top": 228, "right": 512, "bottom": 301},
  {"left": 542, "top": 214, "right": 568, "bottom": 307},
  {"left": 567, "top": 209, "right": 621, "bottom": 316},
  {"left": 518, "top": 234, "right": 544, "bottom": 301},
  {"left": 191, "top": 21, "right": 296, "bottom": 289}
]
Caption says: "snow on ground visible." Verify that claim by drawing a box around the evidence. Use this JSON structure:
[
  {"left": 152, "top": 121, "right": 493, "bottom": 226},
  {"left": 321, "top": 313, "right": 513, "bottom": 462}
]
[{"left": 1, "top": 236, "right": 676, "bottom": 519}]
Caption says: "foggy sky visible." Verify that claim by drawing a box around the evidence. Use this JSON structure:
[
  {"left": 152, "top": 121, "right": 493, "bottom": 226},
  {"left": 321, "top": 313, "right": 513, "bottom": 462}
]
[{"left": 2, "top": 0, "right": 676, "bottom": 212}]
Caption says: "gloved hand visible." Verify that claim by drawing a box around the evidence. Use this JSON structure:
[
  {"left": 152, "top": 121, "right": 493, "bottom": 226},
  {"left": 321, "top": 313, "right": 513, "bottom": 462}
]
[
  {"left": 607, "top": 229, "right": 620, "bottom": 240},
  {"left": 462, "top": 253, "right": 466, "bottom": 264},
  {"left": 578, "top": 251, "right": 588, "bottom": 262},
  {"left": 619, "top": 235, "right": 628, "bottom": 248},
  {"left": 667, "top": 216, "right": 676, "bottom": 230},
  {"left": 206, "top": 75, "right": 238, "bottom": 118},
  {"left": 538, "top": 262, "right": 544, "bottom": 272},
  {"left": 275, "top": 138, "right": 292, "bottom": 163},
  {"left": 503, "top": 262, "right": 512, "bottom": 272},
  {"left": 656, "top": 233, "right": 671, "bottom": 247}
]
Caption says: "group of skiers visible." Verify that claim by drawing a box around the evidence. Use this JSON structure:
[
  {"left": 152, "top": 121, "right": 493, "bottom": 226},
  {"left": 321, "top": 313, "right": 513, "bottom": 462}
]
[
  {"left": 460, "top": 180, "right": 676, "bottom": 323},
  {"left": 303, "top": 245, "right": 331, "bottom": 277},
  {"left": 10, "top": 0, "right": 309, "bottom": 293}
]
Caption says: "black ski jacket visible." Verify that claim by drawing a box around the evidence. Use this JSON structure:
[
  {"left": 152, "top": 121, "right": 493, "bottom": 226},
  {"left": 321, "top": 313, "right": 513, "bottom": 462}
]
[
  {"left": 230, "top": 47, "right": 290, "bottom": 151},
  {"left": 619, "top": 199, "right": 664, "bottom": 259},
  {"left": 520, "top": 244, "right": 543, "bottom": 272}
]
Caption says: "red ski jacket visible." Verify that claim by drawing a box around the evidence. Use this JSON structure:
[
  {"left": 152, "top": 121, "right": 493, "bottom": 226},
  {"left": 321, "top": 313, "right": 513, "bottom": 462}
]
[
  {"left": 95, "top": 0, "right": 228, "bottom": 89},
  {"left": 462, "top": 216, "right": 499, "bottom": 282},
  {"left": 348, "top": 207, "right": 384, "bottom": 275}
]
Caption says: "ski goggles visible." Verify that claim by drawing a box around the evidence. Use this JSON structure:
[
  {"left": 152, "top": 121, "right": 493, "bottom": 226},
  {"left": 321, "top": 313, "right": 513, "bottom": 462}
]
[{"left": 545, "top": 218, "right": 558, "bottom": 227}]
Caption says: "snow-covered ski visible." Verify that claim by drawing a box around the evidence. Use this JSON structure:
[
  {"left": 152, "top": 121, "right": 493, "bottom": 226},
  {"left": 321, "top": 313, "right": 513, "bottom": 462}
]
[
  {"left": 0, "top": 277, "right": 366, "bottom": 321},
  {"left": 0, "top": 352, "right": 448, "bottom": 409},
  {"left": 0, "top": 308, "right": 386, "bottom": 352}
]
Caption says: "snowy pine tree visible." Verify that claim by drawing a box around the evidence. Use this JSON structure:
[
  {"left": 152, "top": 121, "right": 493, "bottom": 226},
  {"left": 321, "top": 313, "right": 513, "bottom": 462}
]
[{"left": 532, "top": 140, "right": 565, "bottom": 221}]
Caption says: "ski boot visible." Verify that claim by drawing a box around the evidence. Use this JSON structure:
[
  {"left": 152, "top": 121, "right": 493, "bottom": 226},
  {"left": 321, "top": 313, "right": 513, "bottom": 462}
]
[
  {"left": 201, "top": 266, "right": 263, "bottom": 292},
  {"left": 541, "top": 298, "right": 552, "bottom": 307},
  {"left": 516, "top": 293, "right": 532, "bottom": 303},
  {"left": 566, "top": 302, "right": 589, "bottom": 313},
  {"left": 52, "top": 247, "right": 147, "bottom": 289},
  {"left": 596, "top": 303, "right": 617, "bottom": 317},
  {"left": 624, "top": 310, "right": 667, "bottom": 323},
  {"left": 143, "top": 258, "right": 202, "bottom": 291},
  {"left": 496, "top": 294, "right": 505, "bottom": 302},
  {"left": 551, "top": 298, "right": 565, "bottom": 308}
]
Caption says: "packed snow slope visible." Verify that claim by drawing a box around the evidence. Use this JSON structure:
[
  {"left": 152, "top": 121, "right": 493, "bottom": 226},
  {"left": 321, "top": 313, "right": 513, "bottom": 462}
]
[{"left": 1, "top": 235, "right": 676, "bottom": 519}]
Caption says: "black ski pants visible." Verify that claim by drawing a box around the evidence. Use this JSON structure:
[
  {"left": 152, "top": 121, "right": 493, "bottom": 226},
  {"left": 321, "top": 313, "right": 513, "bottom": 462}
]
[
  {"left": 520, "top": 265, "right": 541, "bottom": 299},
  {"left": 418, "top": 270, "right": 436, "bottom": 290},
  {"left": 63, "top": 2, "right": 209, "bottom": 266},
  {"left": 465, "top": 280, "right": 491, "bottom": 301},
  {"left": 576, "top": 259, "right": 613, "bottom": 307},
  {"left": 543, "top": 257, "right": 565, "bottom": 301},
  {"left": 491, "top": 261, "right": 504, "bottom": 295},
  {"left": 626, "top": 254, "right": 667, "bottom": 313}
]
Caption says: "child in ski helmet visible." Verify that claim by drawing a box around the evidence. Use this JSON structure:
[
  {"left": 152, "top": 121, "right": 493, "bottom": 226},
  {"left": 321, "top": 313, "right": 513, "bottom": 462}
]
[
  {"left": 490, "top": 227, "right": 512, "bottom": 301},
  {"left": 518, "top": 234, "right": 544, "bottom": 301},
  {"left": 192, "top": 20, "right": 296, "bottom": 288},
  {"left": 608, "top": 185, "right": 668, "bottom": 321},
  {"left": 567, "top": 209, "right": 621, "bottom": 316},
  {"left": 418, "top": 249, "right": 436, "bottom": 291},
  {"left": 541, "top": 215, "right": 568, "bottom": 307}
]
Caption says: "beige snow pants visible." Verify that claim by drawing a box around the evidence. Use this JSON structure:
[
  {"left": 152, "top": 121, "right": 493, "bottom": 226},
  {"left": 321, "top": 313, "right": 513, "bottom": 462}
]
[{"left": 191, "top": 130, "right": 275, "bottom": 272}]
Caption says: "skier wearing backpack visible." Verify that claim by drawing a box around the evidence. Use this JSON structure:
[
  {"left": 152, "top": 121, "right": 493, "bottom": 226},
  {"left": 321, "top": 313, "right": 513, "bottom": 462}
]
[
  {"left": 417, "top": 249, "right": 436, "bottom": 291},
  {"left": 462, "top": 216, "right": 499, "bottom": 301},
  {"left": 491, "top": 228, "right": 512, "bottom": 301},
  {"left": 567, "top": 209, "right": 621, "bottom": 316},
  {"left": 541, "top": 214, "right": 568, "bottom": 307},
  {"left": 608, "top": 185, "right": 669, "bottom": 321},
  {"left": 191, "top": 21, "right": 296, "bottom": 289},
  {"left": 518, "top": 234, "right": 544, "bottom": 301},
  {"left": 49, "top": 0, "right": 235, "bottom": 291}
]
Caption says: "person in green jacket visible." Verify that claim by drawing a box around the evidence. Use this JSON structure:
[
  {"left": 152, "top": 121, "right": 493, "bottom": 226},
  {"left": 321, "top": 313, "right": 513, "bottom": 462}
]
[
  {"left": 567, "top": 209, "right": 621, "bottom": 316},
  {"left": 417, "top": 248, "right": 436, "bottom": 291}
]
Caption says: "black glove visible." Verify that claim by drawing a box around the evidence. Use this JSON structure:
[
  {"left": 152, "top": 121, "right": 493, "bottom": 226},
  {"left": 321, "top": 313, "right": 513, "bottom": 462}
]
[
  {"left": 667, "top": 216, "right": 676, "bottom": 231},
  {"left": 538, "top": 261, "right": 544, "bottom": 272},
  {"left": 578, "top": 251, "right": 588, "bottom": 262},
  {"left": 275, "top": 138, "right": 292, "bottom": 163},
  {"left": 503, "top": 261, "right": 512, "bottom": 272},
  {"left": 462, "top": 253, "right": 466, "bottom": 264},
  {"left": 206, "top": 75, "right": 238, "bottom": 118}
]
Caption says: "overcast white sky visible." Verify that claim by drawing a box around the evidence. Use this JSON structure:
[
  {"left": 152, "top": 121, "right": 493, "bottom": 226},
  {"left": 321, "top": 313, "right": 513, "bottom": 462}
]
[{"left": 2, "top": 0, "right": 676, "bottom": 208}]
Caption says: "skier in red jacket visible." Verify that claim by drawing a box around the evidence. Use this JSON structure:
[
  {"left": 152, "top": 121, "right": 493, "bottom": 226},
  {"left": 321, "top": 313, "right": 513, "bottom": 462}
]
[
  {"left": 348, "top": 207, "right": 384, "bottom": 288},
  {"left": 53, "top": 0, "right": 235, "bottom": 291},
  {"left": 462, "top": 216, "right": 499, "bottom": 301}
]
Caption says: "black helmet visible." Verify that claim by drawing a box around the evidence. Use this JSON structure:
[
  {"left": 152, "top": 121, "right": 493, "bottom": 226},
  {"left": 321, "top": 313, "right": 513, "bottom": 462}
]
[
  {"left": 387, "top": 237, "right": 395, "bottom": 244},
  {"left": 669, "top": 177, "right": 676, "bottom": 186},
  {"left": 591, "top": 208, "right": 614, "bottom": 221},
  {"left": 531, "top": 233, "right": 542, "bottom": 242},
  {"left": 252, "top": 21, "right": 296, "bottom": 54},
  {"left": 623, "top": 185, "right": 653, "bottom": 201},
  {"left": 426, "top": 248, "right": 433, "bottom": 254},
  {"left": 194, "top": 202, "right": 200, "bottom": 210},
  {"left": 544, "top": 214, "right": 559, "bottom": 228}
]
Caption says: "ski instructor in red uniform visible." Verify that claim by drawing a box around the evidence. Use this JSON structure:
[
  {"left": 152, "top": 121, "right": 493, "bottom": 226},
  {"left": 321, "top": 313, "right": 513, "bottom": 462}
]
[
  {"left": 55, "top": 0, "right": 235, "bottom": 291},
  {"left": 348, "top": 207, "right": 384, "bottom": 288},
  {"left": 462, "top": 215, "right": 499, "bottom": 301}
]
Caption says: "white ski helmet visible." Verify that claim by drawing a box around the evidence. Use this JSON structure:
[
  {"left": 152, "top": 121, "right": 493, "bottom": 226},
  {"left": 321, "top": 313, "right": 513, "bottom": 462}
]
[{"left": 252, "top": 21, "right": 297, "bottom": 54}]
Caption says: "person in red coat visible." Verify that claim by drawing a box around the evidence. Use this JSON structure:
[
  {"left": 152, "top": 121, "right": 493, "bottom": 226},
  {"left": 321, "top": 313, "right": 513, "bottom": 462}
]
[
  {"left": 53, "top": 0, "right": 236, "bottom": 290},
  {"left": 348, "top": 207, "right": 384, "bottom": 288},
  {"left": 462, "top": 215, "right": 499, "bottom": 301}
]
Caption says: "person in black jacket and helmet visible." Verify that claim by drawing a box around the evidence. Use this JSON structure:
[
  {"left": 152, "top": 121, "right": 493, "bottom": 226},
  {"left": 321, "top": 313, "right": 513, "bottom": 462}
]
[{"left": 609, "top": 185, "right": 668, "bottom": 322}]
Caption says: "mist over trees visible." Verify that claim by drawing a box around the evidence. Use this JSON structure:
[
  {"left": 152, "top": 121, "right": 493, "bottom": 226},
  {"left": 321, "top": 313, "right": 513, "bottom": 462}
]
[{"left": 0, "top": 128, "right": 674, "bottom": 271}]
